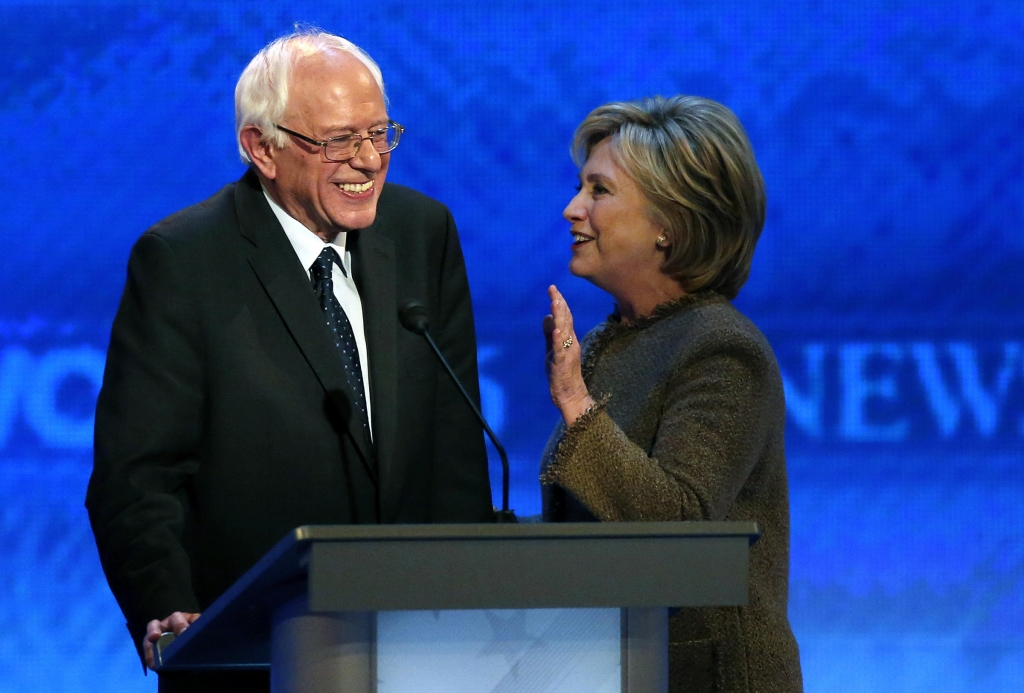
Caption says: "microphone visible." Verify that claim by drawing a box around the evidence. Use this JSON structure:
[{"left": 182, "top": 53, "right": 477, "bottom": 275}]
[{"left": 399, "top": 299, "right": 516, "bottom": 523}]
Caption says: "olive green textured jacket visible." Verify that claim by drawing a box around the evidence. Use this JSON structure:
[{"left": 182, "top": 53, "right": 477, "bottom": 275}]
[{"left": 541, "top": 292, "right": 802, "bottom": 693}]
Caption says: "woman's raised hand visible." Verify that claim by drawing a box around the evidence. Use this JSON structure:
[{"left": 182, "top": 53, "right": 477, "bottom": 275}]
[{"left": 544, "top": 285, "right": 596, "bottom": 426}]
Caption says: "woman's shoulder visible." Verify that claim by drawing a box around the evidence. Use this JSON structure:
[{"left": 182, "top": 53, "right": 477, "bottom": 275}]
[
  {"left": 584, "top": 291, "right": 726, "bottom": 347},
  {"left": 684, "top": 296, "right": 768, "bottom": 342},
  {"left": 579, "top": 291, "right": 779, "bottom": 376},
  {"left": 635, "top": 292, "right": 767, "bottom": 347},
  {"left": 668, "top": 298, "right": 781, "bottom": 380}
]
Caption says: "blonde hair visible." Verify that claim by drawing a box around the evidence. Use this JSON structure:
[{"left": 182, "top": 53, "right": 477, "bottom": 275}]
[
  {"left": 234, "top": 28, "right": 386, "bottom": 163},
  {"left": 572, "top": 96, "right": 765, "bottom": 299}
]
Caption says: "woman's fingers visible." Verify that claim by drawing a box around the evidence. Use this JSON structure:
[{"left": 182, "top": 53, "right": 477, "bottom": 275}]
[
  {"left": 552, "top": 287, "right": 574, "bottom": 334},
  {"left": 548, "top": 285, "right": 577, "bottom": 352},
  {"left": 543, "top": 314, "right": 556, "bottom": 369},
  {"left": 544, "top": 286, "right": 593, "bottom": 424}
]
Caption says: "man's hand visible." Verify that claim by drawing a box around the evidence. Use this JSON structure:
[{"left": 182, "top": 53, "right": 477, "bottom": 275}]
[{"left": 144, "top": 611, "right": 201, "bottom": 670}]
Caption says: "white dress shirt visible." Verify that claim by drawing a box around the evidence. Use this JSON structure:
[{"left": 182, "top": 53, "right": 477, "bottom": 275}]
[{"left": 263, "top": 189, "right": 373, "bottom": 439}]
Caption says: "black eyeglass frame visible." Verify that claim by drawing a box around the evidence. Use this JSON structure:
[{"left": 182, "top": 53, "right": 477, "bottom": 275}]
[{"left": 274, "top": 121, "right": 404, "bottom": 162}]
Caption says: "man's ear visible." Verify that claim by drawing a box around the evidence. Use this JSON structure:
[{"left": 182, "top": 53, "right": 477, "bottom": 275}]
[{"left": 240, "top": 125, "right": 278, "bottom": 180}]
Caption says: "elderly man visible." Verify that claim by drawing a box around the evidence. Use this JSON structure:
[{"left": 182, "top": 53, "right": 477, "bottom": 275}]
[{"left": 86, "top": 30, "right": 493, "bottom": 691}]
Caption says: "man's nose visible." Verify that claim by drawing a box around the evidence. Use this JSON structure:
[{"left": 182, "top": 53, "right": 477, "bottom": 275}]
[{"left": 348, "top": 139, "right": 383, "bottom": 170}]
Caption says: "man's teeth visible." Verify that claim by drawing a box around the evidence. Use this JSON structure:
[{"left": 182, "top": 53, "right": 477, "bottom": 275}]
[
  {"left": 339, "top": 181, "right": 373, "bottom": 193},
  {"left": 573, "top": 234, "right": 592, "bottom": 243}
]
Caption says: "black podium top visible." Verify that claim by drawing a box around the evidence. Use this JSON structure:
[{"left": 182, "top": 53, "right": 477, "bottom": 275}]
[{"left": 156, "top": 521, "right": 759, "bottom": 670}]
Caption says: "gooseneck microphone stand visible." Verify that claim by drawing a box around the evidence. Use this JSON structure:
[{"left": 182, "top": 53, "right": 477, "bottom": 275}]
[{"left": 399, "top": 299, "right": 517, "bottom": 523}]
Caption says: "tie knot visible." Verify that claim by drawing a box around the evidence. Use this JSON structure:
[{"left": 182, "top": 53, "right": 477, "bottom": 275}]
[{"left": 312, "top": 246, "right": 345, "bottom": 281}]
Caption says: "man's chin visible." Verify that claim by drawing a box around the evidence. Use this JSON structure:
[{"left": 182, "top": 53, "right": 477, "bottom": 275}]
[
  {"left": 330, "top": 208, "right": 379, "bottom": 232},
  {"left": 330, "top": 187, "right": 384, "bottom": 229}
]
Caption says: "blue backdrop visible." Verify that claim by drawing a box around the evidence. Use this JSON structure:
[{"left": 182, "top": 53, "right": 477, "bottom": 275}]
[{"left": 1, "top": 1, "right": 1022, "bottom": 691}]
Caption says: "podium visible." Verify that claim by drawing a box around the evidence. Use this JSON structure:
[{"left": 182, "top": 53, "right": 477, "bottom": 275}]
[{"left": 153, "top": 522, "right": 759, "bottom": 692}]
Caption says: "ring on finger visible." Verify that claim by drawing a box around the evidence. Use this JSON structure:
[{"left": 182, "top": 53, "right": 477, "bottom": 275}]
[{"left": 562, "top": 335, "right": 574, "bottom": 349}]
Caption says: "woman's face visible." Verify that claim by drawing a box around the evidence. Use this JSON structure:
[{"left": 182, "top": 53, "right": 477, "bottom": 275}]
[{"left": 563, "top": 139, "right": 666, "bottom": 299}]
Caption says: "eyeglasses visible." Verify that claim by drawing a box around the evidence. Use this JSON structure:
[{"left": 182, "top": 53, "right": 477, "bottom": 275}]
[{"left": 274, "top": 121, "right": 404, "bottom": 162}]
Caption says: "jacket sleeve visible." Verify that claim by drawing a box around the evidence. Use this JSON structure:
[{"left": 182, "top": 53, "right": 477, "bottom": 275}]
[
  {"left": 86, "top": 231, "right": 204, "bottom": 652},
  {"left": 425, "top": 208, "right": 494, "bottom": 522},
  {"left": 541, "top": 330, "right": 777, "bottom": 522}
]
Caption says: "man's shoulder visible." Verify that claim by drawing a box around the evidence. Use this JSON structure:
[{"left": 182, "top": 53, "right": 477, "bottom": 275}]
[
  {"left": 377, "top": 182, "right": 451, "bottom": 224},
  {"left": 379, "top": 181, "right": 446, "bottom": 208},
  {"left": 145, "top": 176, "right": 248, "bottom": 246}
]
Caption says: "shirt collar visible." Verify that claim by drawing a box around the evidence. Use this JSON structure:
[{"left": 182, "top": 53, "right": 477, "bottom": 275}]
[{"left": 262, "top": 186, "right": 348, "bottom": 275}]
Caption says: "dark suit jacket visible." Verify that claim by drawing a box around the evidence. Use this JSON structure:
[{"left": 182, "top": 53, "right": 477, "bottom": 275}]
[{"left": 86, "top": 170, "right": 494, "bottom": 657}]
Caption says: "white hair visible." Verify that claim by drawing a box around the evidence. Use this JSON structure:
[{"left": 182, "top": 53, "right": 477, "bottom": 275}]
[{"left": 234, "top": 28, "right": 387, "bottom": 163}]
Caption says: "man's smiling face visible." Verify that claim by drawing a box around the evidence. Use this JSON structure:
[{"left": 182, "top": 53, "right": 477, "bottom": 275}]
[{"left": 268, "top": 49, "right": 390, "bottom": 238}]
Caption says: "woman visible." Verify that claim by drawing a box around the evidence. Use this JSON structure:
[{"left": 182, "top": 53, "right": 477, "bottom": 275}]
[{"left": 541, "top": 96, "right": 803, "bottom": 693}]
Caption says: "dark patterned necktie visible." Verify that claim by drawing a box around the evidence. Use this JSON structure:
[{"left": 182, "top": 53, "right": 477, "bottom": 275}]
[{"left": 309, "top": 247, "right": 372, "bottom": 448}]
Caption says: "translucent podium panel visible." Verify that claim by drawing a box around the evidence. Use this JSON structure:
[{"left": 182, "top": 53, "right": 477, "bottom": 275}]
[{"left": 376, "top": 609, "right": 621, "bottom": 693}]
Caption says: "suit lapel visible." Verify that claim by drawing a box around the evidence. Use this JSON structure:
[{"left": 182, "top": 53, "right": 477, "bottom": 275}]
[
  {"left": 350, "top": 225, "right": 399, "bottom": 513},
  {"left": 234, "top": 172, "right": 378, "bottom": 483}
]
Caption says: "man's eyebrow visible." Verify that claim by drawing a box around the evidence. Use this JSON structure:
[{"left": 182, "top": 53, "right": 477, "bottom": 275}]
[{"left": 324, "top": 119, "right": 390, "bottom": 136}]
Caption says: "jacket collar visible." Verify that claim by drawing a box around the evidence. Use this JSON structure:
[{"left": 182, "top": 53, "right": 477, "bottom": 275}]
[{"left": 235, "top": 169, "right": 387, "bottom": 491}]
